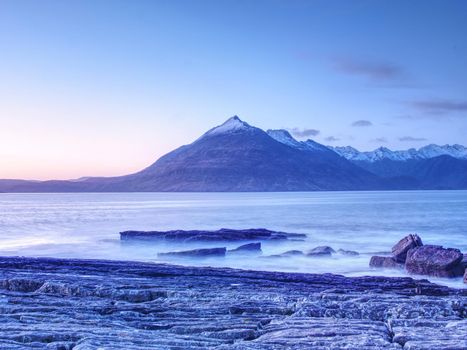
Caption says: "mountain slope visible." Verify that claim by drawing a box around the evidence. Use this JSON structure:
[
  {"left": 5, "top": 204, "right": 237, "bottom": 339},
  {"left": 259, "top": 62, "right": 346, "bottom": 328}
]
[{"left": 120, "top": 117, "right": 385, "bottom": 191}]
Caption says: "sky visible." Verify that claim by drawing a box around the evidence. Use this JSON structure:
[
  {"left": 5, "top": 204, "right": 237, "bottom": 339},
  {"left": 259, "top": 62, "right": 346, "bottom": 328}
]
[{"left": 0, "top": 0, "right": 466, "bottom": 180}]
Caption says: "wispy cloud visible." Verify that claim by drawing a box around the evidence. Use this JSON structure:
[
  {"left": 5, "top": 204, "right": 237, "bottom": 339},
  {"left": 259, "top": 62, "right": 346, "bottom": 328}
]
[
  {"left": 324, "top": 136, "right": 340, "bottom": 142},
  {"left": 399, "top": 136, "right": 427, "bottom": 142},
  {"left": 289, "top": 128, "right": 320, "bottom": 138},
  {"left": 331, "top": 57, "right": 406, "bottom": 83},
  {"left": 351, "top": 120, "right": 373, "bottom": 127},
  {"left": 372, "top": 137, "right": 388, "bottom": 143},
  {"left": 408, "top": 99, "right": 467, "bottom": 116}
]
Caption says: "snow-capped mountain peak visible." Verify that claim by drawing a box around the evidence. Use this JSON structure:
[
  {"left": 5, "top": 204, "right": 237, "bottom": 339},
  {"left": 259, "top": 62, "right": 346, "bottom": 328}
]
[
  {"left": 330, "top": 144, "right": 467, "bottom": 162},
  {"left": 267, "top": 129, "right": 303, "bottom": 148},
  {"left": 417, "top": 144, "right": 467, "bottom": 159},
  {"left": 267, "top": 129, "right": 330, "bottom": 152},
  {"left": 202, "top": 116, "right": 254, "bottom": 137}
]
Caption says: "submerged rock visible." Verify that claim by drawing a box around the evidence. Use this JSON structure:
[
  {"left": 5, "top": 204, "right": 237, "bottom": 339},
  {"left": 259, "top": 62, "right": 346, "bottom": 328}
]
[
  {"left": 158, "top": 247, "right": 226, "bottom": 258},
  {"left": 261, "top": 250, "right": 304, "bottom": 259},
  {"left": 281, "top": 250, "right": 304, "bottom": 256},
  {"left": 464, "top": 269, "right": 467, "bottom": 284},
  {"left": 392, "top": 234, "right": 423, "bottom": 263},
  {"left": 306, "top": 246, "right": 335, "bottom": 257},
  {"left": 405, "top": 245, "right": 464, "bottom": 278},
  {"left": 121, "top": 228, "right": 306, "bottom": 242},
  {"left": 369, "top": 256, "right": 404, "bottom": 270},
  {"left": 228, "top": 242, "right": 261, "bottom": 254},
  {"left": 337, "top": 249, "right": 359, "bottom": 256}
]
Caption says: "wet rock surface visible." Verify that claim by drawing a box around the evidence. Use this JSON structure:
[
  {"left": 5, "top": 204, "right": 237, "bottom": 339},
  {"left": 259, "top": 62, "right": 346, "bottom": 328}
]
[
  {"left": 370, "top": 256, "right": 404, "bottom": 270},
  {"left": 371, "top": 235, "right": 466, "bottom": 282},
  {"left": 158, "top": 247, "right": 227, "bottom": 258},
  {"left": 306, "top": 246, "right": 335, "bottom": 257},
  {"left": 228, "top": 242, "right": 262, "bottom": 254},
  {"left": 0, "top": 256, "right": 465, "bottom": 349},
  {"left": 406, "top": 245, "right": 464, "bottom": 278},
  {"left": 337, "top": 249, "right": 359, "bottom": 256},
  {"left": 120, "top": 228, "right": 306, "bottom": 242},
  {"left": 392, "top": 234, "right": 423, "bottom": 263}
]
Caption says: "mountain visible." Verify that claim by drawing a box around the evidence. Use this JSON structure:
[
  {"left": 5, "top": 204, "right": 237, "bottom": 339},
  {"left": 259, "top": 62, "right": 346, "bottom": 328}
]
[
  {"left": 116, "top": 117, "right": 384, "bottom": 191},
  {"left": 329, "top": 145, "right": 467, "bottom": 190},
  {"left": 1, "top": 116, "right": 465, "bottom": 192},
  {"left": 0, "top": 116, "right": 384, "bottom": 192},
  {"left": 330, "top": 144, "right": 467, "bottom": 162}
]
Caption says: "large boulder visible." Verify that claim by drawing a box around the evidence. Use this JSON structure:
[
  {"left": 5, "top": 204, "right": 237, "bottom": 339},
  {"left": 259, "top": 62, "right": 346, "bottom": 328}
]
[
  {"left": 392, "top": 234, "right": 423, "bottom": 263},
  {"left": 369, "top": 256, "right": 404, "bottom": 270},
  {"left": 228, "top": 242, "right": 262, "bottom": 254},
  {"left": 158, "top": 247, "right": 226, "bottom": 258},
  {"left": 405, "top": 245, "right": 464, "bottom": 278},
  {"left": 306, "top": 246, "right": 335, "bottom": 257}
]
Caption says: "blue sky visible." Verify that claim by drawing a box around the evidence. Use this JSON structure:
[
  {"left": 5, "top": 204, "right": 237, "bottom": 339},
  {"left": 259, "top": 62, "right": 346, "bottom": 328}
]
[{"left": 0, "top": 0, "right": 466, "bottom": 179}]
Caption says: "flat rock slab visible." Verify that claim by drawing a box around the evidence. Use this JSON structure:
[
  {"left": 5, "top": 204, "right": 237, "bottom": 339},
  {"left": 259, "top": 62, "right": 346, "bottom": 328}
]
[
  {"left": 158, "top": 247, "right": 227, "bottom": 258},
  {"left": 0, "top": 256, "right": 465, "bottom": 349},
  {"left": 120, "top": 228, "right": 306, "bottom": 242}
]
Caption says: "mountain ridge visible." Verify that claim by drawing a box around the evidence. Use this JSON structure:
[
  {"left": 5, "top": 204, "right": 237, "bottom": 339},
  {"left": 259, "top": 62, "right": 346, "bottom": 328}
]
[
  {"left": 329, "top": 144, "right": 467, "bottom": 162},
  {"left": 0, "top": 116, "right": 465, "bottom": 192}
]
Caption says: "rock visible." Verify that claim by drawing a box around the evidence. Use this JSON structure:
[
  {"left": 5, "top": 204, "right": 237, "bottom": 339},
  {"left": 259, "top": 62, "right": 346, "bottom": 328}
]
[
  {"left": 369, "top": 256, "right": 404, "bottom": 269},
  {"left": 464, "top": 269, "right": 467, "bottom": 284},
  {"left": 120, "top": 228, "right": 306, "bottom": 242},
  {"left": 306, "top": 246, "right": 335, "bottom": 257},
  {"left": 281, "top": 250, "right": 304, "bottom": 256},
  {"left": 158, "top": 247, "right": 226, "bottom": 258},
  {"left": 0, "top": 256, "right": 465, "bottom": 350},
  {"left": 405, "top": 245, "right": 464, "bottom": 278},
  {"left": 261, "top": 250, "right": 304, "bottom": 259},
  {"left": 228, "top": 242, "right": 261, "bottom": 253},
  {"left": 392, "top": 234, "right": 423, "bottom": 263},
  {"left": 337, "top": 249, "right": 359, "bottom": 256}
]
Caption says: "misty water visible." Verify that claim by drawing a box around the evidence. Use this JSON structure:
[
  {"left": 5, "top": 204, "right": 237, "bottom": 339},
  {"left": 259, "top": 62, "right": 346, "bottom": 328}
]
[{"left": 0, "top": 191, "right": 466, "bottom": 288}]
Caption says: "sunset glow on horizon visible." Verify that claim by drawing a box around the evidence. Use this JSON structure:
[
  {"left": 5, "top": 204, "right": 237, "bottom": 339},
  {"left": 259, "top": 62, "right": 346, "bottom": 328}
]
[{"left": 1, "top": 0, "right": 466, "bottom": 180}]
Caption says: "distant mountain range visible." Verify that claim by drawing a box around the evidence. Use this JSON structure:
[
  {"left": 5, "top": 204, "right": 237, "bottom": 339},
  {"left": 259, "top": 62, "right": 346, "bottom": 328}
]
[
  {"left": 1, "top": 116, "right": 466, "bottom": 192},
  {"left": 328, "top": 144, "right": 467, "bottom": 189},
  {"left": 329, "top": 144, "right": 467, "bottom": 162}
]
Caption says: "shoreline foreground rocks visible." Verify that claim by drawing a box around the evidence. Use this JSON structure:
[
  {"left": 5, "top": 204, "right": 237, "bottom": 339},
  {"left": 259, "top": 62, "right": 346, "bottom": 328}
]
[
  {"left": 370, "top": 234, "right": 466, "bottom": 282},
  {"left": 0, "top": 256, "right": 465, "bottom": 349}
]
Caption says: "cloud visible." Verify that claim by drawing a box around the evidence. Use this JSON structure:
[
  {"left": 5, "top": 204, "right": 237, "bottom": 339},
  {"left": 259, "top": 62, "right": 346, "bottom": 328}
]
[
  {"left": 372, "top": 137, "right": 388, "bottom": 143},
  {"left": 351, "top": 120, "right": 373, "bottom": 127},
  {"left": 289, "top": 128, "right": 320, "bottom": 138},
  {"left": 398, "top": 136, "right": 427, "bottom": 142},
  {"left": 332, "top": 57, "right": 406, "bottom": 83},
  {"left": 408, "top": 99, "right": 467, "bottom": 115},
  {"left": 324, "top": 136, "right": 340, "bottom": 142}
]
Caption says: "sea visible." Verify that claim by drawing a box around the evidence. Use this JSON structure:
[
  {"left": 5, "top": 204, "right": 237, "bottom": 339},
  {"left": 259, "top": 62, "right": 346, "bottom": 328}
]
[{"left": 0, "top": 191, "right": 466, "bottom": 288}]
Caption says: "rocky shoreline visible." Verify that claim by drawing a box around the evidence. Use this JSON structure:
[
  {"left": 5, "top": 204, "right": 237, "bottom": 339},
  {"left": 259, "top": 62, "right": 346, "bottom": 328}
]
[{"left": 0, "top": 256, "right": 466, "bottom": 349}]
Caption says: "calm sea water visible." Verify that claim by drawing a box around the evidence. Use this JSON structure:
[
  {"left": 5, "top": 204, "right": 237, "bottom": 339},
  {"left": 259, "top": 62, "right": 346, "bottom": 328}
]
[{"left": 0, "top": 191, "right": 465, "bottom": 287}]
